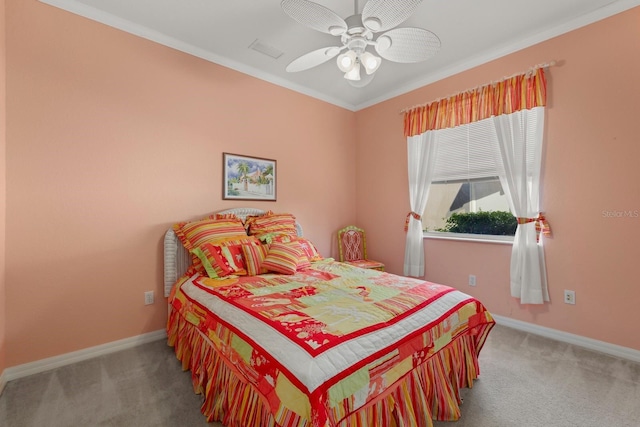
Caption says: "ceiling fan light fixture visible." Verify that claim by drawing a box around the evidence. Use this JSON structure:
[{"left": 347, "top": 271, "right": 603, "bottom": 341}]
[
  {"left": 348, "top": 71, "right": 375, "bottom": 87},
  {"left": 360, "top": 51, "right": 381, "bottom": 74},
  {"left": 337, "top": 50, "right": 357, "bottom": 72},
  {"left": 344, "top": 61, "right": 361, "bottom": 81}
]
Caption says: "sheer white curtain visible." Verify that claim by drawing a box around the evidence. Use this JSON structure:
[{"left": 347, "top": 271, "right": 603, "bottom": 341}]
[
  {"left": 404, "top": 132, "right": 438, "bottom": 277},
  {"left": 492, "top": 107, "right": 549, "bottom": 304}
]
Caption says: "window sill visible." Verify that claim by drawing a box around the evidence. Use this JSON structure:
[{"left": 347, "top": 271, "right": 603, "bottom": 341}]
[{"left": 423, "top": 231, "right": 514, "bottom": 245}]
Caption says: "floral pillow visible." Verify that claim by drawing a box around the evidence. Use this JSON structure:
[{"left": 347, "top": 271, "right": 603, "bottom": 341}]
[{"left": 293, "top": 237, "right": 323, "bottom": 262}]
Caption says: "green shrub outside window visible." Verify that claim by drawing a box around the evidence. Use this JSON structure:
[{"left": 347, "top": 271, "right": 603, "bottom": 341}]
[{"left": 435, "top": 211, "right": 516, "bottom": 236}]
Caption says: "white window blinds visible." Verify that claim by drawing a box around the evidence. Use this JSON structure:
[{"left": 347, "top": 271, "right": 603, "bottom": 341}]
[{"left": 431, "top": 112, "right": 541, "bottom": 183}]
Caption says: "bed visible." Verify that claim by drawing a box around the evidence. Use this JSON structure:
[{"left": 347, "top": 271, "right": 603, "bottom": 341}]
[{"left": 164, "top": 208, "right": 495, "bottom": 427}]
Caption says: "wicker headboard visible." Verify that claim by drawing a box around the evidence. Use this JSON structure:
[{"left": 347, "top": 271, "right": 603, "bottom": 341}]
[{"left": 163, "top": 208, "right": 303, "bottom": 297}]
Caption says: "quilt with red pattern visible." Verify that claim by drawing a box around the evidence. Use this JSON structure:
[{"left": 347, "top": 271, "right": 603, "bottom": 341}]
[{"left": 170, "top": 259, "right": 494, "bottom": 426}]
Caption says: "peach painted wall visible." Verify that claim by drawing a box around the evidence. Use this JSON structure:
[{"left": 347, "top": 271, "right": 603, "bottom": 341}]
[
  {"left": 3, "top": 0, "right": 356, "bottom": 367},
  {"left": 2, "top": 0, "right": 639, "bottom": 375},
  {"left": 0, "top": 0, "right": 7, "bottom": 376},
  {"left": 356, "top": 7, "right": 640, "bottom": 351}
]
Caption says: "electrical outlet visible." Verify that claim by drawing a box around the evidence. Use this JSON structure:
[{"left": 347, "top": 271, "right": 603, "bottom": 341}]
[
  {"left": 144, "top": 291, "right": 155, "bottom": 305},
  {"left": 563, "top": 290, "right": 576, "bottom": 305},
  {"left": 468, "top": 274, "right": 477, "bottom": 286}
]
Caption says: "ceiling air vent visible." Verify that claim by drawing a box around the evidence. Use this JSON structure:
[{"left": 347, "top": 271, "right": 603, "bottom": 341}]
[{"left": 249, "top": 39, "right": 284, "bottom": 60}]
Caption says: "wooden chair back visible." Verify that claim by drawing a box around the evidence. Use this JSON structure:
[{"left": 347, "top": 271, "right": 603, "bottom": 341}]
[{"left": 337, "top": 225, "right": 368, "bottom": 262}]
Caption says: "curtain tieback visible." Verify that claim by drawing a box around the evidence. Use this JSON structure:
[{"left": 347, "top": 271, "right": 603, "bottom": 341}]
[
  {"left": 516, "top": 213, "right": 551, "bottom": 242},
  {"left": 404, "top": 212, "right": 422, "bottom": 232}
]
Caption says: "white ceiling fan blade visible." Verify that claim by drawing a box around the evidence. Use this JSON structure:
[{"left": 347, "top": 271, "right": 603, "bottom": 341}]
[
  {"left": 281, "top": 0, "right": 348, "bottom": 36},
  {"left": 362, "top": 0, "right": 423, "bottom": 33},
  {"left": 286, "top": 46, "right": 344, "bottom": 72},
  {"left": 374, "top": 27, "right": 441, "bottom": 63}
]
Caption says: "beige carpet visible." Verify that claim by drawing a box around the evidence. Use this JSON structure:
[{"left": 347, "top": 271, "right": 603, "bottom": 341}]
[
  {"left": 1, "top": 324, "right": 639, "bottom": 426},
  {"left": 432, "top": 325, "right": 640, "bottom": 427}
]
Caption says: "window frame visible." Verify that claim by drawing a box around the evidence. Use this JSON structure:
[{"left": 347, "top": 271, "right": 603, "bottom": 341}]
[
  {"left": 421, "top": 117, "right": 517, "bottom": 240},
  {"left": 423, "top": 230, "right": 514, "bottom": 244}
]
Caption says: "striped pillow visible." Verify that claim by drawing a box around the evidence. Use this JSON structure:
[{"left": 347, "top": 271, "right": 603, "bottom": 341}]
[
  {"left": 243, "top": 210, "right": 273, "bottom": 232},
  {"left": 297, "top": 253, "right": 312, "bottom": 271},
  {"left": 272, "top": 235, "right": 323, "bottom": 261},
  {"left": 241, "top": 243, "right": 270, "bottom": 276},
  {"left": 272, "top": 239, "right": 311, "bottom": 270},
  {"left": 173, "top": 217, "right": 247, "bottom": 250},
  {"left": 247, "top": 212, "right": 297, "bottom": 239},
  {"left": 263, "top": 242, "right": 303, "bottom": 275},
  {"left": 214, "top": 213, "right": 240, "bottom": 220},
  {"left": 174, "top": 217, "right": 248, "bottom": 274}
]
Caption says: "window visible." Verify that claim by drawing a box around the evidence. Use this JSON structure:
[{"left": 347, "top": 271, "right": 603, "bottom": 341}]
[
  {"left": 423, "top": 178, "right": 511, "bottom": 232},
  {"left": 422, "top": 117, "right": 517, "bottom": 236},
  {"left": 404, "top": 67, "right": 548, "bottom": 296}
]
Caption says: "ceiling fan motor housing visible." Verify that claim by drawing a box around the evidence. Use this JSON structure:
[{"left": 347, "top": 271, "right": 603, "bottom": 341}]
[
  {"left": 345, "top": 14, "right": 367, "bottom": 35},
  {"left": 347, "top": 37, "right": 368, "bottom": 54},
  {"left": 342, "top": 15, "right": 373, "bottom": 54}
]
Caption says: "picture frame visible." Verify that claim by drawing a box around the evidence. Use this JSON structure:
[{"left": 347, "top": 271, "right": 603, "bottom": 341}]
[{"left": 223, "top": 153, "right": 277, "bottom": 201}]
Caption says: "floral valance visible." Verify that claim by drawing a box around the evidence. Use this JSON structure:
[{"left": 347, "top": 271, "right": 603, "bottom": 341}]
[{"left": 403, "top": 67, "right": 547, "bottom": 137}]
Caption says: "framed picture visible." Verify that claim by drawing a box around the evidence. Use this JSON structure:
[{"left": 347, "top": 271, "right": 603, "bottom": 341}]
[{"left": 223, "top": 153, "right": 277, "bottom": 201}]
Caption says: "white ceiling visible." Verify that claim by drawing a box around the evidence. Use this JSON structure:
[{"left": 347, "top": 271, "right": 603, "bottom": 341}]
[{"left": 39, "top": 0, "right": 640, "bottom": 111}]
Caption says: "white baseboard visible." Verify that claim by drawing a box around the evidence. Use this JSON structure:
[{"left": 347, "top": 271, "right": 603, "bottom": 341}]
[
  {"left": 1, "top": 329, "right": 167, "bottom": 386},
  {"left": 493, "top": 314, "right": 640, "bottom": 364},
  {"left": 2, "top": 318, "right": 639, "bottom": 393}
]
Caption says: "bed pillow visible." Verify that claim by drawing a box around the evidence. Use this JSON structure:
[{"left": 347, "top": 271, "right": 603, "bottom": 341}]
[
  {"left": 191, "top": 236, "right": 260, "bottom": 278},
  {"left": 269, "top": 239, "right": 311, "bottom": 270},
  {"left": 214, "top": 212, "right": 240, "bottom": 220},
  {"left": 292, "top": 237, "right": 323, "bottom": 261},
  {"left": 243, "top": 210, "right": 273, "bottom": 232},
  {"left": 191, "top": 243, "right": 242, "bottom": 278},
  {"left": 173, "top": 217, "right": 247, "bottom": 250},
  {"left": 247, "top": 212, "right": 298, "bottom": 239},
  {"left": 297, "top": 252, "right": 312, "bottom": 271},
  {"left": 268, "top": 235, "right": 322, "bottom": 263},
  {"left": 173, "top": 216, "right": 248, "bottom": 275},
  {"left": 191, "top": 244, "right": 232, "bottom": 278},
  {"left": 262, "top": 241, "right": 303, "bottom": 275},
  {"left": 241, "top": 243, "right": 270, "bottom": 276}
]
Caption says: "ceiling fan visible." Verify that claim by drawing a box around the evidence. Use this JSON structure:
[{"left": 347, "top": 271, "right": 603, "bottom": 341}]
[{"left": 281, "top": 0, "right": 441, "bottom": 87}]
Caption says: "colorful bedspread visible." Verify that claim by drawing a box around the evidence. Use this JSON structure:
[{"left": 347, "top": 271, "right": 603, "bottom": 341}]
[{"left": 170, "top": 259, "right": 494, "bottom": 427}]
